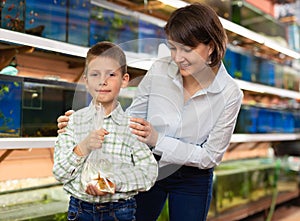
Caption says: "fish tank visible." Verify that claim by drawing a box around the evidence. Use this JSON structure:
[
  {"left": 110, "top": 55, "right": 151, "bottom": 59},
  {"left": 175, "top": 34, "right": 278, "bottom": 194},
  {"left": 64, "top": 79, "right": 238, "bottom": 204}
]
[
  {"left": 21, "top": 77, "right": 89, "bottom": 137},
  {"left": 1, "top": 0, "right": 25, "bottom": 32},
  {"left": 89, "top": 6, "right": 139, "bottom": 49},
  {"left": 208, "top": 158, "right": 299, "bottom": 218},
  {"left": 0, "top": 74, "right": 89, "bottom": 137},
  {"left": 0, "top": 75, "right": 22, "bottom": 137}
]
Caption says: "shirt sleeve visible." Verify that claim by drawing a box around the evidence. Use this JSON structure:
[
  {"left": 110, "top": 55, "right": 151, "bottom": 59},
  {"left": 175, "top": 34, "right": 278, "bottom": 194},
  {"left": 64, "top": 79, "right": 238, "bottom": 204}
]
[
  {"left": 153, "top": 89, "right": 243, "bottom": 169},
  {"left": 52, "top": 116, "right": 86, "bottom": 184},
  {"left": 112, "top": 136, "right": 158, "bottom": 193},
  {"left": 126, "top": 69, "right": 152, "bottom": 118}
]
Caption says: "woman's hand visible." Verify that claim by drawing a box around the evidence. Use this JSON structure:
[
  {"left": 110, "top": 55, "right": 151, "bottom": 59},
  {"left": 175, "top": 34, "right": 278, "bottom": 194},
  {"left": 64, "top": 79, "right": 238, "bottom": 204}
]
[
  {"left": 129, "top": 117, "right": 158, "bottom": 147},
  {"left": 57, "top": 110, "right": 74, "bottom": 133}
]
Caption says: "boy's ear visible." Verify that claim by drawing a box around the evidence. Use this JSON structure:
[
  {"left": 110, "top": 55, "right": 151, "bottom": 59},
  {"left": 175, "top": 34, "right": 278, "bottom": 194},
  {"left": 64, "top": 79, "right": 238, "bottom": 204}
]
[
  {"left": 83, "top": 74, "right": 88, "bottom": 86},
  {"left": 121, "top": 73, "right": 130, "bottom": 88}
]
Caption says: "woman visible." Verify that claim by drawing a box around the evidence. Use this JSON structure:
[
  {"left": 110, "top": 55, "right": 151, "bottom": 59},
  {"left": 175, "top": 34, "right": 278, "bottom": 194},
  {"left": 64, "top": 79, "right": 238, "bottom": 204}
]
[{"left": 57, "top": 3, "right": 243, "bottom": 220}]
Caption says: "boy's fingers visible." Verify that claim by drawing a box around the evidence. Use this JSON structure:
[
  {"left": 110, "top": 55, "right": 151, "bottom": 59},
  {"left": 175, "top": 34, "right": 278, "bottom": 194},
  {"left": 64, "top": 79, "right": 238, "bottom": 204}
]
[
  {"left": 65, "top": 110, "right": 75, "bottom": 116},
  {"left": 57, "top": 115, "right": 68, "bottom": 123},
  {"left": 57, "top": 128, "right": 66, "bottom": 134}
]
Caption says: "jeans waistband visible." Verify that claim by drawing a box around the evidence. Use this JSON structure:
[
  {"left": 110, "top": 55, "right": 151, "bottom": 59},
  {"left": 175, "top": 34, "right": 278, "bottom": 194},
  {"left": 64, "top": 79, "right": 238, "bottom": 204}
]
[
  {"left": 178, "top": 165, "right": 214, "bottom": 174},
  {"left": 70, "top": 196, "right": 134, "bottom": 211}
]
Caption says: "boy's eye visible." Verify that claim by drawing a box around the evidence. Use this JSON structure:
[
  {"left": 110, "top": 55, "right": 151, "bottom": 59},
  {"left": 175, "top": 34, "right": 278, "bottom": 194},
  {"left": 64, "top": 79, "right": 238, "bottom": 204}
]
[
  {"left": 89, "top": 73, "right": 98, "bottom": 77},
  {"left": 107, "top": 72, "right": 116, "bottom": 77}
]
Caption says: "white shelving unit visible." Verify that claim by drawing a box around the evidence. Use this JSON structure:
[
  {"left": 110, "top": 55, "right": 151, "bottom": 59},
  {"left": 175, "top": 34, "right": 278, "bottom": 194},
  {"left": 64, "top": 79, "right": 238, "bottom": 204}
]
[{"left": 1, "top": 1, "right": 300, "bottom": 147}]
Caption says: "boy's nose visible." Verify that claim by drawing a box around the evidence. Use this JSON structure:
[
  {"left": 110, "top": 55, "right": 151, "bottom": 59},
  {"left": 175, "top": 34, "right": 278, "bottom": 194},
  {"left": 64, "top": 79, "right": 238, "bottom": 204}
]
[
  {"left": 98, "top": 81, "right": 107, "bottom": 86},
  {"left": 98, "top": 75, "right": 108, "bottom": 86}
]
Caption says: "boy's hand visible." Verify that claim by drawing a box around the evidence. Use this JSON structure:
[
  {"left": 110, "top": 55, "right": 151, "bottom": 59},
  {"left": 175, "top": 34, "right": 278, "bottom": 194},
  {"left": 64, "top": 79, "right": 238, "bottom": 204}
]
[
  {"left": 85, "top": 182, "right": 116, "bottom": 196},
  {"left": 85, "top": 183, "right": 108, "bottom": 196},
  {"left": 77, "top": 129, "right": 109, "bottom": 155},
  {"left": 57, "top": 110, "right": 74, "bottom": 133},
  {"left": 129, "top": 117, "right": 158, "bottom": 147}
]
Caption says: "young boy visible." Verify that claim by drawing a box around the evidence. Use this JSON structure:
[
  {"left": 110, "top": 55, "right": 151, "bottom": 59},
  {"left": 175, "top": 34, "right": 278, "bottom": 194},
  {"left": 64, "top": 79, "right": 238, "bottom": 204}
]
[{"left": 53, "top": 41, "right": 158, "bottom": 221}]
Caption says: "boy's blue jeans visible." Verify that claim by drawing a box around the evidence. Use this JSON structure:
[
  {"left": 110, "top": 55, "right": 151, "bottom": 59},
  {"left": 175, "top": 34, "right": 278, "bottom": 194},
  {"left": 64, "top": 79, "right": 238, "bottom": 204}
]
[{"left": 67, "top": 196, "right": 136, "bottom": 221}]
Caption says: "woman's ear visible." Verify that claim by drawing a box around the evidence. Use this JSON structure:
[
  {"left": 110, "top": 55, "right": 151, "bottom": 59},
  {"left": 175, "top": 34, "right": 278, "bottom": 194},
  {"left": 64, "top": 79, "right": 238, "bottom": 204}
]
[
  {"left": 121, "top": 73, "right": 130, "bottom": 88},
  {"left": 208, "top": 41, "right": 214, "bottom": 57}
]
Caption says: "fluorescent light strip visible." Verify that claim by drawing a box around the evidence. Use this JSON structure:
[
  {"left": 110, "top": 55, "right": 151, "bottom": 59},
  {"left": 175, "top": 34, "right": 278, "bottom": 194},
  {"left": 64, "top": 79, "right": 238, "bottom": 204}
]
[{"left": 158, "top": 0, "right": 189, "bottom": 8}]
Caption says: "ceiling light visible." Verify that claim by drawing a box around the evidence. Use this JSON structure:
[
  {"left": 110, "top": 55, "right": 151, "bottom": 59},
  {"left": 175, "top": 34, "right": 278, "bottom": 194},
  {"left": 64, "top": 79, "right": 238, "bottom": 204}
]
[{"left": 158, "top": 0, "right": 189, "bottom": 8}]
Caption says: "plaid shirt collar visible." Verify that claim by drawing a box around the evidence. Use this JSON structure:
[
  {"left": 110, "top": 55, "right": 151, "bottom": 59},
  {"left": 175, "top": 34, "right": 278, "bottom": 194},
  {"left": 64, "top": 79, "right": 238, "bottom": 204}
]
[{"left": 86, "top": 101, "right": 124, "bottom": 126}]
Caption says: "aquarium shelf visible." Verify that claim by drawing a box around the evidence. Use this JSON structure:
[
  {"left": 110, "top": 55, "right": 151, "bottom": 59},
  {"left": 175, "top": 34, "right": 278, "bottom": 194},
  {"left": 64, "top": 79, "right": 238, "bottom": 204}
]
[
  {"left": 0, "top": 185, "right": 68, "bottom": 221},
  {"left": 0, "top": 134, "right": 299, "bottom": 150},
  {"left": 0, "top": 28, "right": 88, "bottom": 58},
  {"left": 235, "top": 79, "right": 300, "bottom": 100},
  {"left": 0, "top": 137, "right": 56, "bottom": 149},
  {"left": 0, "top": 137, "right": 56, "bottom": 163},
  {"left": 231, "top": 133, "right": 300, "bottom": 143},
  {"left": 208, "top": 189, "right": 300, "bottom": 221}
]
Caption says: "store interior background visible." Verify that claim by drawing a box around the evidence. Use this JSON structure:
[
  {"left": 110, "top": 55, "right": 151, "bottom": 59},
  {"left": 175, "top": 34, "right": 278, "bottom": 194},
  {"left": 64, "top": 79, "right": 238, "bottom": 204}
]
[{"left": 1, "top": 0, "right": 300, "bottom": 220}]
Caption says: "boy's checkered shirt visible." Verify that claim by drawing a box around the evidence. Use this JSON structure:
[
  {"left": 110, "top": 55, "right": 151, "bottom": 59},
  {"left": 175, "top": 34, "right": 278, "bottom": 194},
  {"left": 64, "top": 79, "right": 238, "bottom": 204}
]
[{"left": 53, "top": 102, "right": 158, "bottom": 203}]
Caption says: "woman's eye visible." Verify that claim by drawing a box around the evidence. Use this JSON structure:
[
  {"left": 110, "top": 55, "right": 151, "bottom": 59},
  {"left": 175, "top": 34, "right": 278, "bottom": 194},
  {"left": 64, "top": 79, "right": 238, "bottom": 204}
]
[
  {"left": 166, "top": 42, "right": 175, "bottom": 50},
  {"left": 183, "top": 47, "right": 192, "bottom": 53}
]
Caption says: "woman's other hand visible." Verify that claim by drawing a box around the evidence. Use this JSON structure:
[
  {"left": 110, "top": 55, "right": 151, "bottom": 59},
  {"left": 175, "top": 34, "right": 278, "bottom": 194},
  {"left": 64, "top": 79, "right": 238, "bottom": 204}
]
[
  {"left": 57, "top": 110, "right": 74, "bottom": 133},
  {"left": 130, "top": 117, "right": 158, "bottom": 147}
]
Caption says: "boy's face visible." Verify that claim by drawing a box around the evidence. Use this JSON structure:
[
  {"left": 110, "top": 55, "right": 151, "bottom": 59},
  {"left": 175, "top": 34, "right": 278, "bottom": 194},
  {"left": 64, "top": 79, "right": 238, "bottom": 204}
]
[{"left": 84, "top": 56, "right": 129, "bottom": 110}]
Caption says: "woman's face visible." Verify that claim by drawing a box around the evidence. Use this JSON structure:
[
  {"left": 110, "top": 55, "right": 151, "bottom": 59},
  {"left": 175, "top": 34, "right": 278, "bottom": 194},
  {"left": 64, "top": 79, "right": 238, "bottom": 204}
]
[{"left": 167, "top": 40, "right": 213, "bottom": 77}]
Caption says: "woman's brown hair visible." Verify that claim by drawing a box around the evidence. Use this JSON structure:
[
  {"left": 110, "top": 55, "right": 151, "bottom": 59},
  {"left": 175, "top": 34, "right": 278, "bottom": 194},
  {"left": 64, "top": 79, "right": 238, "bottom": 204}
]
[{"left": 164, "top": 3, "right": 227, "bottom": 67}]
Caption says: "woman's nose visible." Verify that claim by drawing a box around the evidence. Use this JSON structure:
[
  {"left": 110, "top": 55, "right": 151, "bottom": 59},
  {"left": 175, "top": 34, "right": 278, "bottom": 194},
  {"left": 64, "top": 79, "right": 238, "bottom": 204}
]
[{"left": 173, "top": 50, "right": 184, "bottom": 63}]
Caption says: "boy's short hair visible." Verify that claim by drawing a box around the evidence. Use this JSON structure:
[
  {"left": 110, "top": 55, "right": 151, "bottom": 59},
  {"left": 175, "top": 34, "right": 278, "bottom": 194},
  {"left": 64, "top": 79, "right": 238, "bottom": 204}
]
[{"left": 85, "top": 41, "right": 127, "bottom": 75}]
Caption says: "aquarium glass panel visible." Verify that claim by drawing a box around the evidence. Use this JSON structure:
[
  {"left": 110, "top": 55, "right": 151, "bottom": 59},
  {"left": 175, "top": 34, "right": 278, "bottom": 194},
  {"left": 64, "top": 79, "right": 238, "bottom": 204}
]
[
  {"left": 21, "top": 79, "right": 88, "bottom": 137},
  {"left": 89, "top": 6, "right": 139, "bottom": 51},
  {"left": 25, "top": 0, "right": 67, "bottom": 40},
  {"left": 0, "top": 0, "right": 25, "bottom": 32},
  {"left": 0, "top": 77, "right": 22, "bottom": 137},
  {"left": 68, "top": 0, "right": 90, "bottom": 46},
  {"left": 138, "top": 20, "right": 165, "bottom": 55},
  {"left": 23, "top": 82, "right": 43, "bottom": 109}
]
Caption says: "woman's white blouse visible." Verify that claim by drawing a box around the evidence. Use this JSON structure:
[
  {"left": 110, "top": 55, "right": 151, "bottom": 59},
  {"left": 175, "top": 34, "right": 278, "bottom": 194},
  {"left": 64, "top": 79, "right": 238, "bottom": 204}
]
[{"left": 127, "top": 57, "right": 243, "bottom": 169}]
